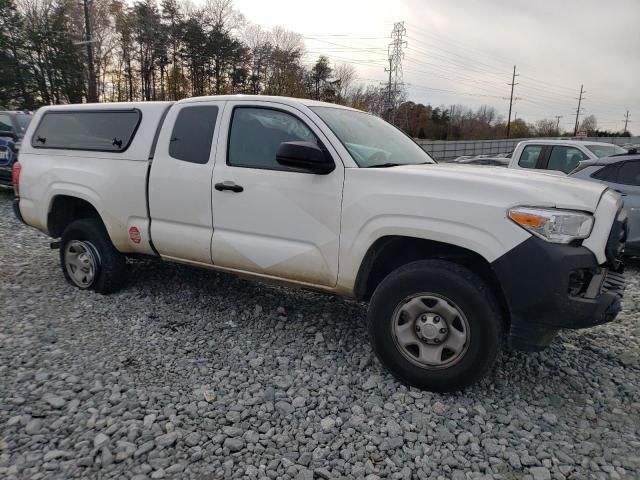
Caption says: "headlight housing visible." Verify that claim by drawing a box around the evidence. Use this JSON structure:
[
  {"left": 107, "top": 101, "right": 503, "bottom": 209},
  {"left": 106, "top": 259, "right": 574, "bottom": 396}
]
[{"left": 508, "top": 207, "right": 594, "bottom": 244}]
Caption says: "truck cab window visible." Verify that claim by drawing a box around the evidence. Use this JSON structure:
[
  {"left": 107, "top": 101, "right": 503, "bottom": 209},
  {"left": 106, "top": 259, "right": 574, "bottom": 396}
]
[
  {"left": 228, "top": 107, "right": 317, "bottom": 170},
  {"left": 547, "top": 146, "right": 589, "bottom": 174},
  {"left": 169, "top": 105, "right": 219, "bottom": 164},
  {"left": 518, "top": 145, "right": 542, "bottom": 168}
]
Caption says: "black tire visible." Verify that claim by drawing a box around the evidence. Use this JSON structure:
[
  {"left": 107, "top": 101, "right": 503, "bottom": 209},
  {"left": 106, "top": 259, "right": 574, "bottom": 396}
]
[
  {"left": 60, "top": 218, "right": 126, "bottom": 294},
  {"left": 367, "top": 259, "right": 503, "bottom": 392}
]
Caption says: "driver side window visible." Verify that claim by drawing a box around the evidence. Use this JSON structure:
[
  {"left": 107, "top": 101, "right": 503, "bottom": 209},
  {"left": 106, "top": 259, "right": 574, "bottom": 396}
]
[{"left": 227, "top": 107, "right": 318, "bottom": 170}]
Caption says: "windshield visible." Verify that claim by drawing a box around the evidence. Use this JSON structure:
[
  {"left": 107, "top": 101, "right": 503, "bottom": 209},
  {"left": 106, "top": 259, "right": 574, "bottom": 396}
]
[
  {"left": 586, "top": 144, "right": 627, "bottom": 158},
  {"left": 15, "top": 115, "right": 32, "bottom": 132},
  {"left": 311, "top": 106, "right": 435, "bottom": 167}
]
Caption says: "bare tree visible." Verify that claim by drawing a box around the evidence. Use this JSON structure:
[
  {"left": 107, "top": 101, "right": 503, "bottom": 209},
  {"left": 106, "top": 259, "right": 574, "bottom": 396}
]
[
  {"left": 333, "top": 63, "right": 356, "bottom": 103},
  {"left": 535, "top": 118, "right": 558, "bottom": 137},
  {"left": 580, "top": 114, "right": 597, "bottom": 133}
]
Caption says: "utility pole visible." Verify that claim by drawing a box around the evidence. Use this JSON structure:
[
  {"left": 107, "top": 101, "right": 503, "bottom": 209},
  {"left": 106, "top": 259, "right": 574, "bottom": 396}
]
[
  {"left": 506, "top": 65, "right": 519, "bottom": 138},
  {"left": 383, "top": 21, "right": 407, "bottom": 124},
  {"left": 82, "top": 0, "right": 98, "bottom": 103},
  {"left": 623, "top": 110, "right": 630, "bottom": 133},
  {"left": 573, "top": 84, "right": 585, "bottom": 135},
  {"left": 554, "top": 115, "right": 563, "bottom": 134}
]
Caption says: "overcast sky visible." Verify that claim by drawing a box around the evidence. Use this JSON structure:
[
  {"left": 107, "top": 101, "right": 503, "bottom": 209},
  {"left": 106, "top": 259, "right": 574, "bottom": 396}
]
[{"left": 233, "top": 0, "right": 639, "bottom": 133}]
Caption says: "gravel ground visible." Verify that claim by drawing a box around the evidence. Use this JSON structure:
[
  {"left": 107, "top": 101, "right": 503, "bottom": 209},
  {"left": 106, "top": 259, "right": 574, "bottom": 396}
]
[{"left": 1, "top": 188, "right": 639, "bottom": 480}]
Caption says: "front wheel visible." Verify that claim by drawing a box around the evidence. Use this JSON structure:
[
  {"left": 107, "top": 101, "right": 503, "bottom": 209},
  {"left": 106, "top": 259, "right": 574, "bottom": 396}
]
[
  {"left": 367, "top": 259, "right": 503, "bottom": 392},
  {"left": 60, "top": 218, "right": 126, "bottom": 294}
]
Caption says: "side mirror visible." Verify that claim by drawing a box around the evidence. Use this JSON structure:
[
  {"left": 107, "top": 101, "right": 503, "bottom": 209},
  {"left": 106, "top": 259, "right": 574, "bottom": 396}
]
[{"left": 276, "top": 141, "right": 335, "bottom": 175}]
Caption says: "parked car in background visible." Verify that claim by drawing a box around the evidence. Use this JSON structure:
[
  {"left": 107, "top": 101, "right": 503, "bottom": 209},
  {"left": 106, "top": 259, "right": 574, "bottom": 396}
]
[
  {"left": 508, "top": 139, "right": 627, "bottom": 174},
  {"left": 0, "top": 137, "right": 17, "bottom": 186},
  {"left": 0, "top": 111, "right": 33, "bottom": 148},
  {"left": 572, "top": 153, "right": 640, "bottom": 255},
  {"left": 0, "top": 111, "right": 33, "bottom": 186}
]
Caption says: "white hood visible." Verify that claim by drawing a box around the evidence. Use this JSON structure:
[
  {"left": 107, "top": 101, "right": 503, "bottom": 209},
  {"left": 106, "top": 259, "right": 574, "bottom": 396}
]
[{"left": 395, "top": 163, "right": 607, "bottom": 212}]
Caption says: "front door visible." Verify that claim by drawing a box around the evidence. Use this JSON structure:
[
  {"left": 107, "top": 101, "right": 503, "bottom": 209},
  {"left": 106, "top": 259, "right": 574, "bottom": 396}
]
[{"left": 211, "top": 101, "right": 344, "bottom": 287}]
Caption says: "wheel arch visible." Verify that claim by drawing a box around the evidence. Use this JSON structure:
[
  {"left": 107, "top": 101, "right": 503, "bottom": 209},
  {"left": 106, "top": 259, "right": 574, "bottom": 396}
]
[
  {"left": 354, "top": 235, "right": 510, "bottom": 325},
  {"left": 47, "top": 195, "right": 106, "bottom": 239}
]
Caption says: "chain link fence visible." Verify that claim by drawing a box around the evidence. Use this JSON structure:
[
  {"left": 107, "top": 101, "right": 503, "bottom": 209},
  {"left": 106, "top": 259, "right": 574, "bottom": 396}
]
[{"left": 417, "top": 137, "right": 640, "bottom": 162}]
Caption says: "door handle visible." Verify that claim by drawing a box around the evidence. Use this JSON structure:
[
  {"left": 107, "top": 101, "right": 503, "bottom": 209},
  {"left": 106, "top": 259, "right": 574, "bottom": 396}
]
[{"left": 215, "top": 181, "right": 244, "bottom": 193}]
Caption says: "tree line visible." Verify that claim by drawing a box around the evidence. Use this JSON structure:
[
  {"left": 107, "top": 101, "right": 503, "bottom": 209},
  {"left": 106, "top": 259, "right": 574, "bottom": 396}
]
[
  {"left": 0, "top": 0, "right": 626, "bottom": 140},
  {"left": 0, "top": 0, "right": 388, "bottom": 110}
]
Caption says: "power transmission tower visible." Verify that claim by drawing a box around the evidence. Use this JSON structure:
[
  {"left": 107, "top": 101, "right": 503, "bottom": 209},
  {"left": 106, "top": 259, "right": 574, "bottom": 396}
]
[
  {"left": 554, "top": 115, "right": 563, "bottom": 133},
  {"left": 573, "top": 84, "right": 586, "bottom": 135},
  {"left": 506, "top": 65, "right": 519, "bottom": 138},
  {"left": 383, "top": 22, "right": 407, "bottom": 124},
  {"left": 623, "top": 110, "right": 631, "bottom": 133},
  {"left": 81, "top": 0, "right": 98, "bottom": 103}
]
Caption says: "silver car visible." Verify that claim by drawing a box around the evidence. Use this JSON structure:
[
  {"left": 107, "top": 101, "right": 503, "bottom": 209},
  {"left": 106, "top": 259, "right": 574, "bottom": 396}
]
[{"left": 571, "top": 153, "right": 640, "bottom": 255}]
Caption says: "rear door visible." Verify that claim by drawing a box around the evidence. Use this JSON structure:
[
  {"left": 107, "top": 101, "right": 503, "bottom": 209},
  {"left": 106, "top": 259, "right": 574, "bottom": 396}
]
[
  {"left": 149, "top": 101, "right": 225, "bottom": 264},
  {"left": 210, "top": 101, "right": 344, "bottom": 287}
]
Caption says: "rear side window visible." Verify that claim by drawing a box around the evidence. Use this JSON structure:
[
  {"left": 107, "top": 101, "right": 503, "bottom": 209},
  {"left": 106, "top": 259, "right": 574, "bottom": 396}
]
[
  {"left": 169, "top": 106, "right": 219, "bottom": 164},
  {"left": 617, "top": 161, "right": 640, "bottom": 186},
  {"left": 32, "top": 110, "right": 140, "bottom": 152},
  {"left": 591, "top": 164, "right": 619, "bottom": 182},
  {"left": 518, "top": 145, "right": 542, "bottom": 168}
]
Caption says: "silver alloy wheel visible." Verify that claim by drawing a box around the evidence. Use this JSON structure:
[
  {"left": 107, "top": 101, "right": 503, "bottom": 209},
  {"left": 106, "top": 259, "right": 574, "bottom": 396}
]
[
  {"left": 391, "top": 293, "right": 470, "bottom": 369},
  {"left": 64, "top": 240, "right": 99, "bottom": 288}
]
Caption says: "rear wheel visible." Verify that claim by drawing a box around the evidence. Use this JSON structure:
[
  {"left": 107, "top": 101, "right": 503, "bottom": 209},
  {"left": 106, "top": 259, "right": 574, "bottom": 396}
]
[
  {"left": 60, "top": 219, "right": 126, "bottom": 294},
  {"left": 367, "top": 259, "right": 503, "bottom": 392}
]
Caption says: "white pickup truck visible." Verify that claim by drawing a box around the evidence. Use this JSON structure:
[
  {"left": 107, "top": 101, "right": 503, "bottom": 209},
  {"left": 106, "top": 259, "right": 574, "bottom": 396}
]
[
  {"left": 13, "top": 96, "right": 627, "bottom": 392},
  {"left": 507, "top": 139, "right": 627, "bottom": 174}
]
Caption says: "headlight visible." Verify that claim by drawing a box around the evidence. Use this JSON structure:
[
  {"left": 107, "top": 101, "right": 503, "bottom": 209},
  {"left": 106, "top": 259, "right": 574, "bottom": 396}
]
[{"left": 508, "top": 207, "right": 594, "bottom": 244}]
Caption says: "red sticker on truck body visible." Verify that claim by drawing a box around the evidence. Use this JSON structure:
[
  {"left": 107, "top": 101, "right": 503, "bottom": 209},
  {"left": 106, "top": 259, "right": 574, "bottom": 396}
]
[{"left": 129, "top": 226, "right": 141, "bottom": 244}]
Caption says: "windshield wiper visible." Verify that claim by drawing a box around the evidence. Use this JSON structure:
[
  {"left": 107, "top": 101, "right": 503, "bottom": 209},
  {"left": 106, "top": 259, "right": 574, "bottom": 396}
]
[
  {"left": 367, "top": 162, "right": 402, "bottom": 168},
  {"left": 367, "top": 161, "right": 433, "bottom": 168}
]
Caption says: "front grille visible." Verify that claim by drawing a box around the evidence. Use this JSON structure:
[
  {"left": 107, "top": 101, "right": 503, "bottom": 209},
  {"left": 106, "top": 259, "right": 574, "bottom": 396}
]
[{"left": 605, "top": 209, "right": 627, "bottom": 270}]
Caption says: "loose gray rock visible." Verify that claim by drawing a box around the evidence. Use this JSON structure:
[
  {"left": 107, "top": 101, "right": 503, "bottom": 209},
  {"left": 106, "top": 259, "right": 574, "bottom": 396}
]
[
  {"left": 275, "top": 401, "right": 294, "bottom": 416},
  {"left": 530, "top": 466, "right": 552, "bottom": 480},
  {"left": 320, "top": 416, "right": 336, "bottom": 431},
  {"left": 223, "top": 437, "right": 244, "bottom": 452},
  {"left": 155, "top": 432, "right": 178, "bottom": 447},
  {"left": 25, "top": 419, "right": 42, "bottom": 435},
  {"left": 43, "top": 394, "right": 66, "bottom": 409},
  {"left": 94, "top": 433, "right": 110, "bottom": 449}
]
